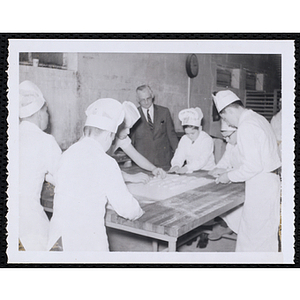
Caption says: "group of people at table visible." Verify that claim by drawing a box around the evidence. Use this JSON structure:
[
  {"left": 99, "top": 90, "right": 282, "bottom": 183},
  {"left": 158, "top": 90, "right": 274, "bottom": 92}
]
[{"left": 19, "top": 81, "right": 282, "bottom": 253}]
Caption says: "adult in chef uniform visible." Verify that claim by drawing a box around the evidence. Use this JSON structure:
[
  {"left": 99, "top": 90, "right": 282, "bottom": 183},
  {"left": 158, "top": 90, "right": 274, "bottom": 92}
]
[
  {"left": 213, "top": 90, "right": 281, "bottom": 252},
  {"left": 48, "top": 98, "right": 144, "bottom": 251},
  {"left": 108, "top": 101, "right": 166, "bottom": 184},
  {"left": 19, "top": 80, "right": 62, "bottom": 251}
]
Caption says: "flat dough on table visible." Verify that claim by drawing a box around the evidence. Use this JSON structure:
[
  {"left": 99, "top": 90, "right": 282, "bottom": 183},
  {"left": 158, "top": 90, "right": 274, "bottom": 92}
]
[{"left": 126, "top": 174, "right": 214, "bottom": 201}]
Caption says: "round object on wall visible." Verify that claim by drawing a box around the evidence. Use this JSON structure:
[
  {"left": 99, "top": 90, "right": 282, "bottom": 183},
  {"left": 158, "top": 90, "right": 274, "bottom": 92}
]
[{"left": 186, "top": 54, "right": 199, "bottom": 78}]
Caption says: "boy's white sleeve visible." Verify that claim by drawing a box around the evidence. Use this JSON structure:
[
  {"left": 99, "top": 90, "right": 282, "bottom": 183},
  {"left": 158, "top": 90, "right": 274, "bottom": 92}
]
[
  {"left": 45, "top": 135, "right": 62, "bottom": 184},
  {"left": 227, "top": 124, "right": 264, "bottom": 182},
  {"left": 105, "top": 158, "right": 144, "bottom": 220},
  {"left": 170, "top": 137, "right": 186, "bottom": 168},
  {"left": 215, "top": 144, "right": 233, "bottom": 170},
  {"left": 186, "top": 135, "right": 214, "bottom": 172}
]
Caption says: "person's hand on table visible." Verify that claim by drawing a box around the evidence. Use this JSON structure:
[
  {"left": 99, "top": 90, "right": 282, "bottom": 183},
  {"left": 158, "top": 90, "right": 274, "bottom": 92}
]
[
  {"left": 127, "top": 172, "right": 150, "bottom": 184},
  {"left": 176, "top": 166, "right": 188, "bottom": 174},
  {"left": 208, "top": 168, "right": 227, "bottom": 178},
  {"left": 215, "top": 172, "right": 231, "bottom": 184},
  {"left": 131, "top": 209, "right": 145, "bottom": 221},
  {"left": 168, "top": 166, "right": 179, "bottom": 174},
  {"left": 152, "top": 167, "right": 167, "bottom": 179}
]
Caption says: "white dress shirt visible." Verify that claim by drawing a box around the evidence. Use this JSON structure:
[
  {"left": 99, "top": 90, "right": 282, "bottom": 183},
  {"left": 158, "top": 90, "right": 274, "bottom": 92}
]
[{"left": 141, "top": 104, "right": 154, "bottom": 122}]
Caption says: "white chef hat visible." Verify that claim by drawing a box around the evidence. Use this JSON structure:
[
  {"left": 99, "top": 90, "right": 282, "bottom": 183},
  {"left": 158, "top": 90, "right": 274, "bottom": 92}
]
[
  {"left": 85, "top": 98, "right": 125, "bottom": 133},
  {"left": 212, "top": 90, "right": 240, "bottom": 113},
  {"left": 220, "top": 119, "right": 236, "bottom": 132},
  {"left": 122, "top": 101, "right": 140, "bottom": 128},
  {"left": 179, "top": 107, "right": 203, "bottom": 127},
  {"left": 19, "top": 80, "right": 46, "bottom": 118}
]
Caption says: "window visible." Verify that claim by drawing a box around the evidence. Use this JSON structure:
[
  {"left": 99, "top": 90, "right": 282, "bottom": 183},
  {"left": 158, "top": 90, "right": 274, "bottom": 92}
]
[
  {"left": 19, "top": 52, "right": 66, "bottom": 69},
  {"left": 246, "top": 72, "right": 256, "bottom": 90},
  {"left": 216, "top": 68, "right": 232, "bottom": 88}
]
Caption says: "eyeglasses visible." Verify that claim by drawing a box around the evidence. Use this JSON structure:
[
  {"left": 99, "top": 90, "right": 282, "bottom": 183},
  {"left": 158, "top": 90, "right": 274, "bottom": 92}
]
[
  {"left": 222, "top": 131, "right": 235, "bottom": 141},
  {"left": 139, "top": 97, "right": 153, "bottom": 102}
]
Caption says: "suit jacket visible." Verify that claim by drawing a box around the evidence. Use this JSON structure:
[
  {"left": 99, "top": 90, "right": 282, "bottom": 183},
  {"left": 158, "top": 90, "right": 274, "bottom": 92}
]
[{"left": 130, "top": 104, "right": 178, "bottom": 168}]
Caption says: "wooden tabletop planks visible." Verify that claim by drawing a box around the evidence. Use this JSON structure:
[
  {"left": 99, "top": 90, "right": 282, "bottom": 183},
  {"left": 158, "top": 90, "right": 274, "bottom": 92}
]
[{"left": 105, "top": 169, "right": 245, "bottom": 239}]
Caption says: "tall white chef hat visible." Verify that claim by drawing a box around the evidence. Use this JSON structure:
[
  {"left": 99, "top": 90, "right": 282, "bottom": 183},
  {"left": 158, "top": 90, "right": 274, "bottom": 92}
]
[
  {"left": 19, "top": 80, "right": 46, "bottom": 118},
  {"left": 85, "top": 98, "right": 125, "bottom": 133},
  {"left": 122, "top": 101, "right": 140, "bottom": 128},
  {"left": 220, "top": 119, "right": 236, "bottom": 132},
  {"left": 179, "top": 107, "right": 203, "bottom": 127},
  {"left": 212, "top": 90, "right": 240, "bottom": 113}
]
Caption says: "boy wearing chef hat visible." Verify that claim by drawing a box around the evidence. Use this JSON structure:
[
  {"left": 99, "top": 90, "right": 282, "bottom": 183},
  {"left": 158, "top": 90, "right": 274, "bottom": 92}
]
[
  {"left": 109, "top": 101, "right": 166, "bottom": 183},
  {"left": 169, "top": 107, "right": 215, "bottom": 174},
  {"left": 48, "top": 98, "right": 144, "bottom": 252},
  {"left": 212, "top": 90, "right": 281, "bottom": 252},
  {"left": 19, "top": 80, "right": 62, "bottom": 251}
]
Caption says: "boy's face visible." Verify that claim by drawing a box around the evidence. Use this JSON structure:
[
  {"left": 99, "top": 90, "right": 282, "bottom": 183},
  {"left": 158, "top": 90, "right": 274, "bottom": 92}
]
[
  {"left": 185, "top": 127, "right": 200, "bottom": 142},
  {"left": 220, "top": 107, "right": 238, "bottom": 127}
]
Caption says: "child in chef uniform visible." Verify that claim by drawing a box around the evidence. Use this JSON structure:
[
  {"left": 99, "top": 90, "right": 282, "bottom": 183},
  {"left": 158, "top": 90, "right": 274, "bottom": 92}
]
[
  {"left": 108, "top": 101, "right": 166, "bottom": 183},
  {"left": 48, "top": 98, "right": 144, "bottom": 251},
  {"left": 169, "top": 107, "right": 215, "bottom": 174}
]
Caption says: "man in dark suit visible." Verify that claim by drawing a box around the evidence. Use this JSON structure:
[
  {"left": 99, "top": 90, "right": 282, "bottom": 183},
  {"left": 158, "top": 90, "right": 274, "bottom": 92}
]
[{"left": 130, "top": 85, "right": 178, "bottom": 169}]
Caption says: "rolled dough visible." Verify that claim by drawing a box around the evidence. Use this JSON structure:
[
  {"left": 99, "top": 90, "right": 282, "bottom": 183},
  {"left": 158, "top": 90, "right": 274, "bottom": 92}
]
[{"left": 127, "top": 174, "right": 214, "bottom": 200}]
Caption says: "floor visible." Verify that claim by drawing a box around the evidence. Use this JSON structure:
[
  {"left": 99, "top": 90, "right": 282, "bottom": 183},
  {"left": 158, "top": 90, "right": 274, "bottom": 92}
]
[{"left": 107, "top": 226, "right": 237, "bottom": 252}]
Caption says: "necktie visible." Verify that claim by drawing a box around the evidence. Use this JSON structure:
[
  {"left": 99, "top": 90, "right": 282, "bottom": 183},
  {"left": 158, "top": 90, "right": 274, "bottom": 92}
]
[{"left": 147, "top": 109, "right": 154, "bottom": 130}]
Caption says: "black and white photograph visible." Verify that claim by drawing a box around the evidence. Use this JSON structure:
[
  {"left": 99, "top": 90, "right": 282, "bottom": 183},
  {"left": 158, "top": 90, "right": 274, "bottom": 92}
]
[{"left": 6, "top": 39, "right": 295, "bottom": 264}]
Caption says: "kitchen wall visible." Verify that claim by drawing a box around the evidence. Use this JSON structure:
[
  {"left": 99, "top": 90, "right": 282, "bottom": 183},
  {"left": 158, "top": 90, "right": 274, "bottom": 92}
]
[{"left": 19, "top": 53, "right": 281, "bottom": 151}]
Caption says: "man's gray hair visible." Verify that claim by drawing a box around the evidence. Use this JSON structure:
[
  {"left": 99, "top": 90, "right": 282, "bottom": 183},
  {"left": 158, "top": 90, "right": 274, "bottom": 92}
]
[{"left": 136, "top": 84, "right": 155, "bottom": 100}]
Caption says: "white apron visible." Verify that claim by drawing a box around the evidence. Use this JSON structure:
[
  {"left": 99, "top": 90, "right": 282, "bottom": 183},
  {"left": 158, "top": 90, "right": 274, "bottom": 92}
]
[
  {"left": 221, "top": 205, "right": 243, "bottom": 234},
  {"left": 217, "top": 144, "right": 243, "bottom": 234},
  {"left": 227, "top": 109, "right": 281, "bottom": 252},
  {"left": 236, "top": 172, "right": 280, "bottom": 252}
]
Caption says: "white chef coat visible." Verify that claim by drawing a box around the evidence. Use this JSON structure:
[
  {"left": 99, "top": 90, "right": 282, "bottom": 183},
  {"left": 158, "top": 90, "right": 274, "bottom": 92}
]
[
  {"left": 227, "top": 109, "right": 281, "bottom": 252},
  {"left": 270, "top": 110, "right": 282, "bottom": 159},
  {"left": 19, "top": 121, "right": 61, "bottom": 250},
  {"left": 171, "top": 131, "right": 215, "bottom": 173},
  {"left": 215, "top": 143, "right": 241, "bottom": 171},
  {"left": 48, "top": 137, "right": 143, "bottom": 251},
  {"left": 109, "top": 136, "right": 132, "bottom": 154},
  {"left": 270, "top": 110, "right": 282, "bottom": 143}
]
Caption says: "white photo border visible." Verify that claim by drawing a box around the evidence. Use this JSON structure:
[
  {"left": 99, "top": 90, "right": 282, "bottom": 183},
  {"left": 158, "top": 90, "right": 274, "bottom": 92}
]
[{"left": 7, "top": 38, "right": 296, "bottom": 264}]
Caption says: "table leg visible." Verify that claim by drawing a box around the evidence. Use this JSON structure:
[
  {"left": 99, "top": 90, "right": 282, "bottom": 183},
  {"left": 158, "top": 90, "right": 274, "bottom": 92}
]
[
  {"left": 168, "top": 240, "right": 177, "bottom": 252},
  {"left": 152, "top": 240, "right": 158, "bottom": 252}
]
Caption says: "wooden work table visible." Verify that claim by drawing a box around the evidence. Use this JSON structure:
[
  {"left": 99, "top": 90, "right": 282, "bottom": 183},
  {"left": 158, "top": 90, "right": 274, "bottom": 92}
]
[{"left": 105, "top": 167, "right": 245, "bottom": 252}]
